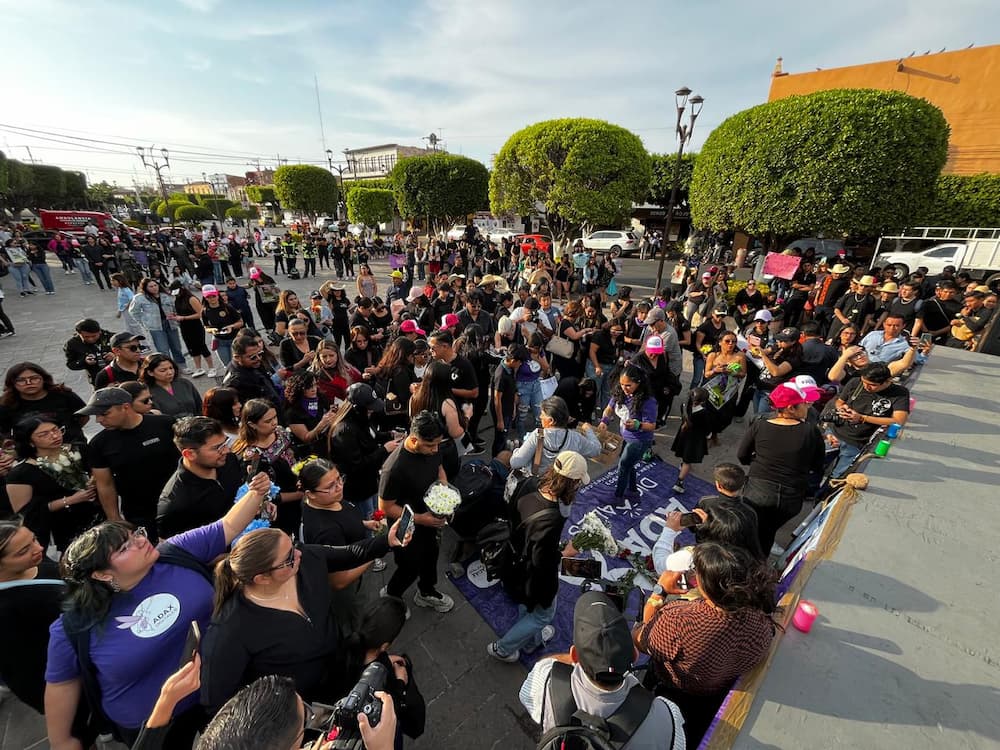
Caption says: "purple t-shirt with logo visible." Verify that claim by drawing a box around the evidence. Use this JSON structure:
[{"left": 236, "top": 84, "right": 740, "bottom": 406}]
[{"left": 46, "top": 521, "right": 226, "bottom": 729}]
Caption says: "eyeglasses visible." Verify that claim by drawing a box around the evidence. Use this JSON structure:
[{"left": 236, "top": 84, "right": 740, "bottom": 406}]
[
  {"left": 266, "top": 535, "right": 299, "bottom": 572},
  {"left": 120, "top": 345, "right": 141, "bottom": 352},
  {"left": 243, "top": 352, "right": 263, "bottom": 361},
  {"left": 116, "top": 527, "right": 148, "bottom": 555},
  {"left": 204, "top": 439, "right": 229, "bottom": 454},
  {"left": 313, "top": 475, "right": 344, "bottom": 493},
  {"left": 34, "top": 425, "right": 66, "bottom": 439},
  {"left": 14, "top": 375, "right": 42, "bottom": 385}
]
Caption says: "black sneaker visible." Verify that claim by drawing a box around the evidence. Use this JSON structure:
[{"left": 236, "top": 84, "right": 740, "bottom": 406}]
[{"left": 466, "top": 444, "right": 485, "bottom": 456}]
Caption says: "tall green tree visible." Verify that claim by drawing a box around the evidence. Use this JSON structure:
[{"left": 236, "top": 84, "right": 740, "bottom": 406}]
[
  {"left": 29, "top": 164, "right": 67, "bottom": 207},
  {"left": 5, "top": 160, "right": 34, "bottom": 212},
  {"left": 64, "top": 171, "right": 87, "bottom": 207},
  {"left": 274, "top": 164, "right": 338, "bottom": 218},
  {"left": 690, "top": 89, "right": 949, "bottom": 245},
  {"left": 158, "top": 200, "right": 194, "bottom": 221},
  {"left": 648, "top": 153, "right": 697, "bottom": 206},
  {"left": 917, "top": 173, "right": 1000, "bottom": 227},
  {"left": 169, "top": 191, "right": 197, "bottom": 204},
  {"left": 346, "top": 187, "right": 396, "bottom": 227},
  {"left": 490, "top": 118, "right": 652, "bottom": 247},
  {"left": 87, "top": 181, "right": 117, "bottom": 208},
  {"left": 197, "top": 194, "right": 235, "bottom": 219},
  {"left": 0, "top": 151, "right": 8, "bottom": 196},
  {"left": 390, "top": 153, "right": 488, "bottom": 231}
]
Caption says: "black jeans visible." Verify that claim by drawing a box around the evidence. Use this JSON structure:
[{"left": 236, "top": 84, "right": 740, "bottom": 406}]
[
  {"left": 303, "top": 258, "right": 316, "bottom": 277},
  {"left": 0, "top": 300, "right": 13, "bottom": 333},
  {"left": 742, "top": 475, "right": 806, "bottom": 553},
  {"left": 386, "top": 525, "right": 440, "bottom": 597}
]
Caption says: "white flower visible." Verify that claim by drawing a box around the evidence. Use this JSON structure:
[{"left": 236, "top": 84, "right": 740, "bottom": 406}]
[{"left": 423, "top": 482, "right": 462, "bottom": 516}]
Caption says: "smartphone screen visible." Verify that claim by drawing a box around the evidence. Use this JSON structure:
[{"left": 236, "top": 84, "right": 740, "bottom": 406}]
[
  {"left": 246, "top": 454, "right": 260, "bottom": 479},
  {"left": 679, "top": 512, "right": 701, "bottom": 528},
  {"left": 920, "top": 333, "right": 933, "bottom": 345},
  {"left": 396, "top": 504, "right": 414, "bottom": 544},
  {"left": 560, "top": 557, "right": 602, "bottom": 579},
  {"left": 178, "top": 621, "right": 201, "bottom": 668}
]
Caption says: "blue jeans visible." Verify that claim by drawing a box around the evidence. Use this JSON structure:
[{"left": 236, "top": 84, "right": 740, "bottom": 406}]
[
  {"left": 74, "top": 259, "right": 94, "bottom": 283},
  {"left": 690, "top": 356, "right": 706, "bottom": 390},
  {"left": 149, "top": 328, "right": 188, "bottom": 366},
  {"left": 516, "top": 378, "right": 543, "bottom": 438},
  {"left": 615, "top": 439, "right": 650, "bottom": 498},
  {"left": 586, "top": 360, "right": 612, "bottom": 412},
  {"left": 496, "top": 599, "right": 557, "bottom": 656},
  {"left": 211, "top": 260, "right": 224, "bottom": 284},
  {"left": 752, "top": 387, "right": 772, "bottom": 416},
  {"left": 215, "top": 338, "right": 233, "bottom": 365},
  {"left": 31, "top": 263, "right": 55, "bottom": 293},
  {"left": 9, "top": 264, "right": 31, "bottom": 293},
  {"left": 831, "top": 441, "right": 863, "bottom": 478}
]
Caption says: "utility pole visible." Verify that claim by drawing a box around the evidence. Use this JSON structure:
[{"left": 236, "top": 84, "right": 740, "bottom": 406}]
[
  {"left": 136, "top": 146, "right": 171, "bottom": 201},
  {"left": 314, "top": 74, "right": 328, "bottom": 154}
]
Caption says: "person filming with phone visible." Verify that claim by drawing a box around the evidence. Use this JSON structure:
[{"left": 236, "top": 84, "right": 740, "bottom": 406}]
[{"left": 198, "top": 512, "right": 411, "bottom": 716}]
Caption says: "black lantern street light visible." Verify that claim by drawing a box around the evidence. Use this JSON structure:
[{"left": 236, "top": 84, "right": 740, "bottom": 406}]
[{"left": 653, "top": 87, "right": 704, "bottom": 293}]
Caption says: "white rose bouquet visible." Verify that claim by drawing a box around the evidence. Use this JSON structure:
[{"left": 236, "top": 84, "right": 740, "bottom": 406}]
[
  {"left": 570, "top": 511, "right": 619, "bottom": 556},
  {"left": 423, "top": 482, "right": 462, "bottom": 518},
  {"left": 36, "top": 447, "right": 91, "bottom": 491}
]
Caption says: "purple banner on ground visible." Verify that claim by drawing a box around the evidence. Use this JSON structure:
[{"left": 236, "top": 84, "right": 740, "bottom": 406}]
[{"left": 449, "top": 458, "right": 713, "bottom": 666}]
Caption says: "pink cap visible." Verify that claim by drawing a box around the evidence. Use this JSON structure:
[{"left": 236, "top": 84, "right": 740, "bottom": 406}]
[
  {"left": 441, "top": 313, "right": 460, "bottom": 329},
  {"left": 645, "top": 335, "right": 665, "bottom": 354},
  {"left": 791, "top": 375, "right": 824, "bottom": 402},
  {"left": 769, "top": 382, "right": 821, "bottom": 409},
  {"left": 400, "top": 320, "right": 426, "bottom": 336},
  {"left": 249, "top": 267, "right": 261, "bottom": 279}
]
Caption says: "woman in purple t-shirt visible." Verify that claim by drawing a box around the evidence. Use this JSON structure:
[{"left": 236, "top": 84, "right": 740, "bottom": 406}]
[
  {"left": 44, "top": 471, "right": 275, "bottom": 748},
  {"left": 597, "top": 364, "right": 658, "bottom": 500}
]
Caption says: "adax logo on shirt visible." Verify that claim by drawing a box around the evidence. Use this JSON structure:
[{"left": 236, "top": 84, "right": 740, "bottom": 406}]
[{"left": 114, "top": 593, "right": 181, "bottom": 637}]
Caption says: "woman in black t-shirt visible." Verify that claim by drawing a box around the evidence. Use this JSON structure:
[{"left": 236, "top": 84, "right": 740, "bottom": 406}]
[
  {"left": 299, "top": 459, "right": 386, "bottom": 633},
  {"left": 736, "top": 384, "right": 825, "bottom": 553},
  {"left": 0, "top": 519, "right": 68, "bottom": 715},
  {"left": 283, "top": 371, "right": 335, "bottom": 459},
  {"left": 6, "top": 416, "right": 103, "bottom": 551},
  {"left": 0, "top": 363, "right": 88, "bottom": 448}
]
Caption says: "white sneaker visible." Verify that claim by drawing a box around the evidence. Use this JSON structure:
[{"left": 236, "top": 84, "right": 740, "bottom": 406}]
[
  {"left": 524, "top": 625, "right": 557, "bottom": 653},
  {"left": 372, "top": 558, "right": 386, "bottom": 572},
  {"left": 414, "top": 590, "right": 454, "bottom": 613},
  {"left": 486, "top": 641, "right": 520, "bottom": 663},
  {"left": 190, "top": 369, "right": 204, "bottom": 377},
  {"left": 207, "top": 368, "right": 217, "bottom": 378}
]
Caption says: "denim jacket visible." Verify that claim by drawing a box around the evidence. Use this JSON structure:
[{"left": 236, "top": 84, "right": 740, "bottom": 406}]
[{"left": 129, "top": 292, "right": 179, "bottom": 332}]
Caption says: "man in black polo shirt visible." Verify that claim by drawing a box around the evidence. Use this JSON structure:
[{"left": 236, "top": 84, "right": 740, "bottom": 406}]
[
  {"left": 157, "top": 416, "right": 246, "bottom": 538},
  {"left": 378, "top": 411, "right": 453, "bottom": 613},
  {"left": 93, "top": 332, "right": 145, "bottom": 388},
  {"left": 80, "top": 388, "right": 179, "bottom": 542},
  {"left": 945, "top": 288, "right": 993, "bottom": 349}
]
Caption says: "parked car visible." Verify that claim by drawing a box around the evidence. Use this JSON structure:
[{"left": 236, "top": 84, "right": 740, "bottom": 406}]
[
  {"left": 875, "top": 239, "right": 1000, "bottom": 288},
  {"left": 582, "top": 229, "right": 640, "bottom": 256},
  {"left": 485, "top": 228, "right": 518, "bottom": 244},
  {"left": 315, "top": 216, "right": 336, "bottom": 230},
  {"left": 446, "top": 224, "right": 467, "bottom": 241},
  {"left": 515, "top": 234, "right": 553, "bottom": 255}
]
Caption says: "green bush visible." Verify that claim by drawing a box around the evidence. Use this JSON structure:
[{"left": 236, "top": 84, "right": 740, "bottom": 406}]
[
  {"left": 175, "top": 204, "right": 212, "bottom": 222},
  {"left": 916, "top": 173, "right": 1000, "bottom": 227},
  {"left": 691, "top": 89, "right": 950, "bottom": 238},
  {"left": 347, "top": 187, "right": 395, "bottom": 227}
]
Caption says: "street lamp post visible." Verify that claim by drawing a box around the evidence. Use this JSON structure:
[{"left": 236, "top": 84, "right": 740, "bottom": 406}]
[
  {"left": 653, "top": 87, "right": 704, "bottom": 294},
  {"left": 326, "top": 149, "right": 347, "bottom": 220}
]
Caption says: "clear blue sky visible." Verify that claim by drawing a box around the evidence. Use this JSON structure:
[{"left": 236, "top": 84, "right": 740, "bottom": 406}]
[{"left": 1, "top": 0, "right": 996, "bottom": 188}]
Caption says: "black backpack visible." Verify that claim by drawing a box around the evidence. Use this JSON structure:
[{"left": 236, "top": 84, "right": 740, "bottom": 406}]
[
  {"left": 62, "top": 542, "right": 214, "bottom": 741},
  {"left": 536, "top": 662, "right": 664, "bottom": 750},
  {"left": 475, "top": 476, "right": 558, "bottom": 599}
]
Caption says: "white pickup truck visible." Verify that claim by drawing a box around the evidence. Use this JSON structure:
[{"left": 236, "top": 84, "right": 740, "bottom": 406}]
[{"left": 873, "top": 228, "right": 1000, "bottom": 287}]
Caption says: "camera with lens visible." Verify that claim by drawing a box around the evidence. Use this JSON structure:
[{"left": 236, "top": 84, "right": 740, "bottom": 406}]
[
  {"left": 331, "top": 661, "right": 387, "bottom": 733},
  {"left": 819, "top": 410, "right": 846, "bottom": 427}
]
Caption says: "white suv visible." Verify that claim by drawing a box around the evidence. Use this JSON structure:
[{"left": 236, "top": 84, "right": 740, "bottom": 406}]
[{"left": 583, "top": 230, "right": 640, "bottom": 256}]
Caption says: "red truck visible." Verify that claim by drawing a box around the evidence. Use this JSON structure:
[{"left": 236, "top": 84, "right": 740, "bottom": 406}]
[{"left": 39, "top": 210, "right": 141, "bottom": 238}]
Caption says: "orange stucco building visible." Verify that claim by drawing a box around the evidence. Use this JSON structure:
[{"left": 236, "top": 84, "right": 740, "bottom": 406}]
[{"left": 768, "top": 44, "right": 1000, "bottom": 175}]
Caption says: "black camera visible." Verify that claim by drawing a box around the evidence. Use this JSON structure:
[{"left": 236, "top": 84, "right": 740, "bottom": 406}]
[
  {"left": 331, "top": 661, "right": 387, "bottom": 732},
  {"left": 819, "top": 412, "right": 845, "bottom": 427}
]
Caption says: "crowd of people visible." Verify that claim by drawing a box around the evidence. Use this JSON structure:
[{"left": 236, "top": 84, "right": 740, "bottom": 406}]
[{"left": 0, "top": 221, "right": 967, "bottom": 749}]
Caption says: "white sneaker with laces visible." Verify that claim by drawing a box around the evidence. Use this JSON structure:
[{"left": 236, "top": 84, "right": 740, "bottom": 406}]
[
  {"left": 487, "top": 642, "right": 520, "bottom": 663},
  {"left": 414, "top": 590, "right": 454, "bottom": 612},
  {"left": 191, "top": 369, "right": 205, "bottom": 377},
  {"left": 207, "top": 368, "right": 217, "bottom": 378}
]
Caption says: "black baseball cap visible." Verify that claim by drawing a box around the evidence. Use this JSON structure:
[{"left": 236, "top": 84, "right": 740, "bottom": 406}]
[
  {"left": 110, "top": 332, "right": 146, "bottom": 348},
  {"left": 75, "top": 387, "right": 133, "bottom": 416},
  {"left": 775, "top": 327, "right": 800, "bottom": 343},
  {"left": 573, "top": 592, "right": 634, "bottom": 685},
  {"left": 507, "top": 345, "right": 530, "bottom": 362},
  {"left": 346, "top": 382, "right": 384, "bottom": 413}
]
